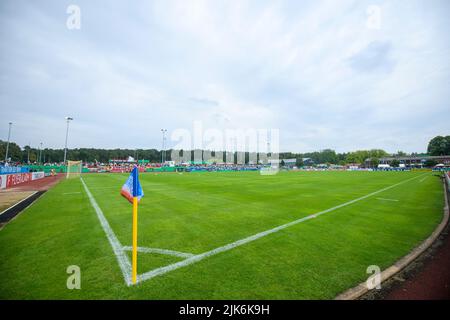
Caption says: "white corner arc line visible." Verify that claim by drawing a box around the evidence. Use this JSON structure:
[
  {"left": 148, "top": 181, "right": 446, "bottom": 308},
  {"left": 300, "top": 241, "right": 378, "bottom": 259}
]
[
  {"left": 81, "top": 177, "right": 132, "bottom": 286},
  {"left": 137, "top": 173, "right": 427, "bottom": 283},
  {"left": 122, "top": 246, "right": 194, "bottom": 258}
]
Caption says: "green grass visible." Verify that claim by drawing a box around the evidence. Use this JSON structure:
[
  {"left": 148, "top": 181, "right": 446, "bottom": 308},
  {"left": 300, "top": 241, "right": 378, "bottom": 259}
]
[{"left": 0, "top": 171, "right": 444, "bottom": 299}]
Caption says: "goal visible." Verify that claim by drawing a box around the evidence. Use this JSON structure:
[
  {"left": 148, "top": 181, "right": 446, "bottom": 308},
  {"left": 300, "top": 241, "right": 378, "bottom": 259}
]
[{"left": 66, "top": 160, "right": 82, "bottom": 179}]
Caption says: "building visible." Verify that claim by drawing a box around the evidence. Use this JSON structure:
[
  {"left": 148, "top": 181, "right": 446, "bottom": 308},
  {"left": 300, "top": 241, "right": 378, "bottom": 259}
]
[
  {"left": 282, "top": 158, "right": 297, "bottom": 168},
  {"left": 372, "top": 155, "right": 450, "bottom": 167}
]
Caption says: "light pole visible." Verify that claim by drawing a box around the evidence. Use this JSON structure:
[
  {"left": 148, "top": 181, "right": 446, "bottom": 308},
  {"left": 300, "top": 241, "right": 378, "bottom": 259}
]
[
  {"left": 161, "top": 129, "right": 167, "bottom": 164},
  {"left": 27, "top": 142, "right": 31, "bottom": 164},
  {"left": 39, "top": 142, "right": 43, "bottom": 164},
  {"left": 63, "top": 117, "right": 73, "bottom": 165},
  {"left": 4, "top": 122, "right": 12, "bottom": 163}
]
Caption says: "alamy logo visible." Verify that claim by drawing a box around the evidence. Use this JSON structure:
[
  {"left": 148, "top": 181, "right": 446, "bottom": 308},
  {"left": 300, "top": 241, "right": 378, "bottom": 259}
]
[
  {"left": 66, "top": 5, "right": 81, "bottom": 30},
  {"left": 170, "top": 121, "right": 280, "bottom": 173},
  {"left": 366, "top": 5, "right": 381, "bottom": 30},
  {"left": 66, "top": 265, "right": 81, "bottom": 289},
  {"left": 366, "top": 265, "right": 381, "bottom": 290}
]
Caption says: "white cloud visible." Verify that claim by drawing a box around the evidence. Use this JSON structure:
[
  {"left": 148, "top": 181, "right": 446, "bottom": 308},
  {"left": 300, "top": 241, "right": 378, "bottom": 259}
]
[{"left": 0, "top": 0, "right": 449, "bottom": 153}]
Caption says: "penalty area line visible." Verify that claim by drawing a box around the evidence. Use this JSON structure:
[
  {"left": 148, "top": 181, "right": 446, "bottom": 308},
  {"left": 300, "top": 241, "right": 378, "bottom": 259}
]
[{"left": 137, "top": 173, "right": 428, "bottom": 284}]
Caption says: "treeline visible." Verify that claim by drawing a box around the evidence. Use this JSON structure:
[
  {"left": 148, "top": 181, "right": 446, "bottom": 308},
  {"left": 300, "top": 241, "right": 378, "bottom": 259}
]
[
  {"left": 280, "top": 149, "right": 391, "bottom": 166},
  {"left": 427, "top": 136, "right": 450, "bottom": 156},
  {"left": 0, "top": 135, "right": 448, "bottom": 164},
  {"left": 0, "top": 140, "right": 411, "bottom": 165},
  {"left": 0, "top": 141, "right": 163, "bottom": 163}
]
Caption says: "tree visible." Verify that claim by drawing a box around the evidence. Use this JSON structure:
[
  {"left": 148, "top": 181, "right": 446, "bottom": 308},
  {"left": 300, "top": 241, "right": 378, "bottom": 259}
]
[
  {"left": 391, "top": 159, "right": 400, "bottom": 167},
  {"left": 345, "top": 150, "right": 369, "bottom": 164},
  {"left": 427, "top": 136, "right": 450, "bottom": 156},
  {"left": 424, "top": 159, "right": 437, "bottom": 167},
  {"left": 0, "top": 140, "right": 22, "bottom": 162},
  {"left": 394, "top": 150, "right": 407, "bottom": 157},
  {"left": 371, "top": 158, "right": 380, "bottom": 168}
]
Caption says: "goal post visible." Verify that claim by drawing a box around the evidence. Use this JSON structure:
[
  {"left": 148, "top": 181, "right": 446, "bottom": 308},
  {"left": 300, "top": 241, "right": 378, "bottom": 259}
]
[{"left": 66, "top": 160, "right": 82, "bottom": 179}]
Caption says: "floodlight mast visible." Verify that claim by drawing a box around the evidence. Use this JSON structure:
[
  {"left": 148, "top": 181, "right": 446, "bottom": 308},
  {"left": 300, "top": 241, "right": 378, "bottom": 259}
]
[
  {"left": 27, "top": 142, "right": 31, "bottom": 164},
  {"left": 63, "top": 117, "right": 74, "bottom": 165},
  {"left": 4, "top": 122, "right": 12, "bottom": 163},
  {"left": 39, "top": 142, "right": 43, "bottom": 164},
  {"left": 161, "top": 129, "right": 167, "bottom": 163}
]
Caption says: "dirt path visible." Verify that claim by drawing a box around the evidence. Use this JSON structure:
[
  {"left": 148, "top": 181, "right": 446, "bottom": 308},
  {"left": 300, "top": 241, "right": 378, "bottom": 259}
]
[
  {"left": 0, "top": 174, "right": 65, "bottom": 228},
  {"left": 0, "top": 191, "right": 35, "bottom": 212}
]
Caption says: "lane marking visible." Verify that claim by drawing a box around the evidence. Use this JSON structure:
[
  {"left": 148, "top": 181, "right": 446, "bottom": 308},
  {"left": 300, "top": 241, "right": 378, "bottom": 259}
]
[
  {"left": 122, "top": 246, "right": 194, "bottom": 259},
  {"left": 138, "top": 173, "right": 427, "bottom": 283},
  {"left": 376, "top": 197, "right": 399, "bottom": 202},
  {"left": 81, "top": 178, "right": 132, "bottom": 286}
]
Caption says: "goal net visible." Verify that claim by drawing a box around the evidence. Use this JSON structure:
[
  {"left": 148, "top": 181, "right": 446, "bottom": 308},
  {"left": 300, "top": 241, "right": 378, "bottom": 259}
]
[{"left": 66, "top": 160, "right": 82, "bottom": 179}]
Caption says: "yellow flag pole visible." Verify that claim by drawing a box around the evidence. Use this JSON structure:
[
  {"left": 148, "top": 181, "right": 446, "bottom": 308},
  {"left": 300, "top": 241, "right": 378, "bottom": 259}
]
[{"left": 132, "top": 196, "right": 138, "bottom": 284}]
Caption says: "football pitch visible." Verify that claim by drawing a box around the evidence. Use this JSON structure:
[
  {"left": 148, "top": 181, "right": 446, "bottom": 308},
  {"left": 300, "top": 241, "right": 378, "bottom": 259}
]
[{"left": 0, "top": 171, "right": 445, "bottom": 299}]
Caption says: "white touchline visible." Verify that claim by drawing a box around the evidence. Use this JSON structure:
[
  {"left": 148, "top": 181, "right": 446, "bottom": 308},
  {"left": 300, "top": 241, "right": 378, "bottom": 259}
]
[
  {"left": 376, "top": 198, "right": 399, "bottom": 202},
  {"left": 136, "top": 173, "right": 428, "bottom": 284},
  {"left": 81, "top": 177, "right": 133, "bottom": 286}
]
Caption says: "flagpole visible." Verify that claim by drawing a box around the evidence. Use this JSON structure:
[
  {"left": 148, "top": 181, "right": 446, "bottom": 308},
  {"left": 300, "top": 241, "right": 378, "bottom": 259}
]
[
  {"left": 132, "top": 196, "right": 138, "bottom": 284},
  {"left": 121, "top": 166, "right": 142, "bottom": 285}
]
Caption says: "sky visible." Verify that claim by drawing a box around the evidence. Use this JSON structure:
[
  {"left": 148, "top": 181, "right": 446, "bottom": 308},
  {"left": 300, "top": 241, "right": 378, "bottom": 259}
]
[{"left": 0, "top": 0, "right": 449, "bottom": 153}]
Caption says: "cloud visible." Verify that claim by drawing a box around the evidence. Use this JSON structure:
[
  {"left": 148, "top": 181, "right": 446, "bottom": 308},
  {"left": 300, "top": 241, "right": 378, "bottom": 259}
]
[
  {"left": 348, "top": 41, "right": 395, "bottom": 73},
  {"left": 0, "top": 0, "right": 449, "bottom": 154},
  {"left": 189, "top": 97, "right": 219, "bottom": 108}
]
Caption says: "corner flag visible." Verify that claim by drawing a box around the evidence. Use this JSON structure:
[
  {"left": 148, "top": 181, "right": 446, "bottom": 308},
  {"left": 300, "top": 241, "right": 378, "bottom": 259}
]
[
  {"left": 120, "top": 167, "right": 144, "bottom": 203},
  {"left": 120, "top": 166, "right": 144, "bottom": 284}
]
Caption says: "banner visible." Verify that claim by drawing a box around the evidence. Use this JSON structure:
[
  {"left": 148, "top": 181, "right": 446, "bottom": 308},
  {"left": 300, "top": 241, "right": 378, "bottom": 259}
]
[
  {"left": 31, "top": 172, "right": 45, "bottom": 180},
  {"left": 6, "top": 173, "right": 32, "bottom": 188},
  {"left": 0, "top": 166, "right": 29, "bottom": 174},
  {"left": 110, "top": 167, "right": 129, "bottom": 173},
  {"left": 0, "top": 174, "right": 6, "bottom": 189},
  {"left": 0, "top": 171, "right": 45, "bottom": 190}
]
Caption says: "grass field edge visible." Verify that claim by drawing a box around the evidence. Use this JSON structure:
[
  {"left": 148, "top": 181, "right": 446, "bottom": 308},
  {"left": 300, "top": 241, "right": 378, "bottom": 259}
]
[
  {"left": 335, "top": 176, "right": 450, "bottom": 300},
  {"left": 135, "top": 173, "right": 429, "bottom": 284}
]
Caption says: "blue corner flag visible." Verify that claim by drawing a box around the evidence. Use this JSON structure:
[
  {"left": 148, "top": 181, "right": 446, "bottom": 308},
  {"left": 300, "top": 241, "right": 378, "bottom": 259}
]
[{"left": 120, "top": 166, "right": 144, "bottom": 204}]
